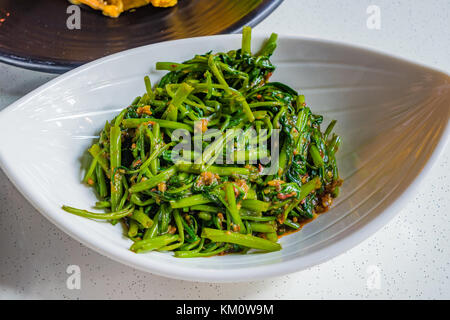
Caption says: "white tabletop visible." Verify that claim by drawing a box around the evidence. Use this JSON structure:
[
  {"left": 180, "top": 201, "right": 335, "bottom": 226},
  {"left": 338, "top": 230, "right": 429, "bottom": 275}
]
[{"left": 0, "top": 0, "right": 449, "bottom": 299}]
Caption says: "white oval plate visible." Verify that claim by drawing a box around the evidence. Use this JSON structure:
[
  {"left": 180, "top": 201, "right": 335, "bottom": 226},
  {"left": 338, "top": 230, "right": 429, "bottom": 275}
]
[{"left": 0, "top": 34, "right": 449, "bottom": 282}]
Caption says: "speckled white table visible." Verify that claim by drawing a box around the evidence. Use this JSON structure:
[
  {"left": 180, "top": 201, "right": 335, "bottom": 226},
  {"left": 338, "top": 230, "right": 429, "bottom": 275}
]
[{"left": 1, "top": 0, "right": 449, "bottom": 299}]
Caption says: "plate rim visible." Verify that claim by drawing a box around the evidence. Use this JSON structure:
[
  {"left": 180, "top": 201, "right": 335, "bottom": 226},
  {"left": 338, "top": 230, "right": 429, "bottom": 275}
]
[
  {"left": 0, "top": 33, "right": 449, "bottom": 282},
  {"left": 0, "top": 0, "right": 284, "bottom": 74}
]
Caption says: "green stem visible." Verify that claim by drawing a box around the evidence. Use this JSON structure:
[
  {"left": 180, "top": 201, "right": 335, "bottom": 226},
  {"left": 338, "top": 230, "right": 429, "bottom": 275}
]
[
  {"left": 130, "top": 234, "right": 179, "bottom": 253},
  {"left": 170, "top": 194, "right": 211, "bottom": 209},
  {"left": 249, "top": 222, "right": 276, "bottom": 233},
  {"left": 110, "top": 126, "right": 122, "bottom": 211},
  {"left": 201, "top": 228, "right": 281, "bottom": 252},
  {"left": 225, "top": 183, "right": 245, "bottom": 233},
  {"left": 62, "top": 205, "right": 134, "bottom": 220},
  {"left": 241, "top": 199, "right": 270, "bottom": 212},
  {"left": 129, "top": 166, "right": 177, "bottom": 193},
  {"left": 122, "top": 118, "right": 193, "bottom": 133},
  {"left": 241, "top": 26, "right": 252, "bottom": 55}
]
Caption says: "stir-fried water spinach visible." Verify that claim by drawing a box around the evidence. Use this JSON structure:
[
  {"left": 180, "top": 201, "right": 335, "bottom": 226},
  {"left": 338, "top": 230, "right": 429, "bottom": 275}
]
[{"left": 63, "top": 27, "right": 342, "bottom": 257}]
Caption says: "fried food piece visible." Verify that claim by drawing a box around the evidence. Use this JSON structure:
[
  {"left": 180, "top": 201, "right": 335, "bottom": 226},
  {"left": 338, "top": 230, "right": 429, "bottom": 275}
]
[{"left": 69, "top": 0, "right": 177, "bottom": 18}]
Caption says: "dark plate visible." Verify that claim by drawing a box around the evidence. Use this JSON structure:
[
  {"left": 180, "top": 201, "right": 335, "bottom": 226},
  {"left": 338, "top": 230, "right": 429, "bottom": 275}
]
[{"left": 0, "top": 0, "right": 283, "bottom": 73}]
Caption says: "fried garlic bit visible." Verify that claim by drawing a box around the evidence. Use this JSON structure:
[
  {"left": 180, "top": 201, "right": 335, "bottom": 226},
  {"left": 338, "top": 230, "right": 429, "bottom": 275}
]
[
  {"left": 196, "top": 171, "right": 220, "bottom": 187},
  {"left": 267, "top": 179, "right": 285, "bottom": 187},
  {"left": 194, "top": 118, "right": 209, "bottom": 133},
  {"left": 157, "top": 182, "right": 167, "bottom": 192},
  {"left": 136, "top": 105, "right": 152, "bottom": 116},
  {"left": 234, "top": 179, "right": 249, "bottom": 198}
]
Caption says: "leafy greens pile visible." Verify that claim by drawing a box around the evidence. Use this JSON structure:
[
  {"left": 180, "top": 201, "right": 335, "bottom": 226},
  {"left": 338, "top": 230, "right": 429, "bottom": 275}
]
[{"left": 63, "top": 27, "right": 342, "bottom": 257}]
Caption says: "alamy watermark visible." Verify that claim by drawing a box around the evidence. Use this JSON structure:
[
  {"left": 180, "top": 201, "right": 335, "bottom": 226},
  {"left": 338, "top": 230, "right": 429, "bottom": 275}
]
[
  {"left": 168, "top": 122, "right": 281, "bottom": 175},
  {"left": 66, "top": 265, "right": 81, "bottom": 290},
  {"left": 366, "top": 5, "right": 381, "bottom": 30},
  {"left": 67, "top": 4, "right": 81, "bottom": 30},
  {"left": 366, "top": 265, "right": 381, "bottom": 290}
]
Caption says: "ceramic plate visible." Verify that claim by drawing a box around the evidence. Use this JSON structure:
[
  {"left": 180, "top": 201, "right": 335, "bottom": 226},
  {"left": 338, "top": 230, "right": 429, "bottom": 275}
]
[
  {"left": 0, "top": 0, "right": 282, "bottom": 73},
  {"left": 0, "top": 34, "right": 448, "bottom": 282}
]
